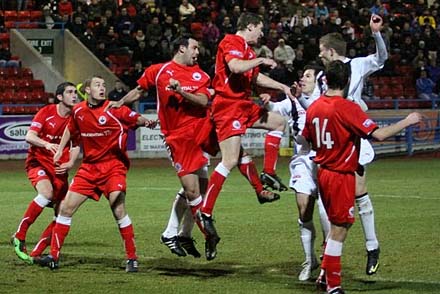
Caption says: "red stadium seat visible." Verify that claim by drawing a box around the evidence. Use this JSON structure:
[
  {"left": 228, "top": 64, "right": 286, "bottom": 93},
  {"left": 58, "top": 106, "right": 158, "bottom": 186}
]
[
  {"left": 0, "top": 79, "right": 17, "bottom": 92},
  {"left": 30, "top": 79, "right": 45, "bottom": 92},
  {"left": 4, "top": 11, "right": 17, "bottom": 21},
  {"left": 16, "top": 80, "right": 31, "bottom": 91},
  {"left": 21, "top": 67, "right": 33, "bottom": 79},
  {"left": 4, "top": 21, "right": 16, "bottom": 29},
  {"left": 30, "top": 10, "right": 43, "bottom": 21},
  {"left": 16, "top": 91, "right": 30, "bottom": 104},
  {"left": 17, "top": 11, "right": 31, "bottom": 21}
]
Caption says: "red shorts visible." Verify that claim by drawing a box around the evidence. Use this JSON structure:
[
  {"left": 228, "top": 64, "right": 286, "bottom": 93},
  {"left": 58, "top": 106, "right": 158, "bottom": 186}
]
[
  {"left": 164, "top": 124, "right": 208, "bottom": 177},
  {"left": 194, "top": 117, "right": 220, "bottom": 156},
  {"left": 27, "top": 166, "right": 68, "bottom": 203},
  {"left": 212, "top": 97, "right": 266, "bottom": 142},
  {"left": 318, "top": 168, "right": 356, "bottom": 226},
  {"left": 69, "top": 160, "right": 127, "bottom": 201}
]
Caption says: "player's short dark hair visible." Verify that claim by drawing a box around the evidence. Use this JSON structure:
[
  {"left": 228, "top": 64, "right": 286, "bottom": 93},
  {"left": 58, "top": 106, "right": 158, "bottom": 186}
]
[
  {"left": 55, "top": 82, "right": 75, "bottom": 96},
  {"left": 325, "top": 60, "right": 350, "bottom": 90},
  {"left": 171, "top": 34, "right": 193, "bottom": 55},
  {"left": 236, "top": 12, "right": 263, "bottom": 31},
  {"left": 303, "top": 64, "right": 324, "bottom": 77},
  {"left": 320, "top": 33, "right": 347, "bottom": 56}
]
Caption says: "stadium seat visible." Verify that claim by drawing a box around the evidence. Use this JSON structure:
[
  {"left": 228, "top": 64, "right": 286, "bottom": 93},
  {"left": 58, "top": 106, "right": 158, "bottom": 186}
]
[
  {"left": 4, "top": 11, "right": 17, "bottom": 21},
  {"left": 21, "top": 67, "right": 33, "bottom": 79},
  {"left": 16, "top": 91, "right": 30, "bottom": 104},
  {"left": 17, "top": 11, "right": 31, "bottom": 21},
  {"left": 0, "top": 33, "right": 10, "bottom": 44},
  {"left": 30, "top": 80, "right": 45, "bottom": 92},
  {"left": 4, "top": 21, "right": 16, "bottom": 29},
  {"left": 16, "top": 80, "right": 31, "bottom": 91},
  {"left": 0, "top": 79, "right": 17, "bottom": 92},
  {"left": 30, "top": 10, "right": 43, "bottom": 21}
]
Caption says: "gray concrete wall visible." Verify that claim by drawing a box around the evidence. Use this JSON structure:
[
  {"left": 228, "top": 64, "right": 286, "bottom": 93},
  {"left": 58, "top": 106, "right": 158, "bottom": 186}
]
[
  {"left": 10, "top": 29, "right": 120, "bottom": 92},
  {"left": 10, "top": 29, "right": 64, "bottom": 93}
]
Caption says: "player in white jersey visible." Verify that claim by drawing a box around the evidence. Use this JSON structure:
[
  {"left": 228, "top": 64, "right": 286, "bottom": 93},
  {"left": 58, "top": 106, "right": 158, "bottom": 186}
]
[
  {"left": 263, "top": 65, "right": 331, "bottom": 281},
  {"left": 303, "top": 14, "right": 387, "bottom": 277}
]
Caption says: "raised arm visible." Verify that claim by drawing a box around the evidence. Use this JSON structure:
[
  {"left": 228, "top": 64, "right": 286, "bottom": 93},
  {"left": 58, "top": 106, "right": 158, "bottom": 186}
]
[
  {"left": 228, "top": 57, "right": 276, "bottom": 74},
  {"left": 256, "top": 73, "right": 295, "bottom": 100},
  {"left": 371, "top": 112, "right": 422, "bottom": 141},
  {"left": 370, "top": 14, "right": 388, "bottom": 66}
]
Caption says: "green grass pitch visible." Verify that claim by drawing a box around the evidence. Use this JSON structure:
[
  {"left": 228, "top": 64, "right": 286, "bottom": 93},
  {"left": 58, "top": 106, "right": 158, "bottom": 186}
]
[{"left": 0, "top": 156, "right": 439, "bottom": 293}]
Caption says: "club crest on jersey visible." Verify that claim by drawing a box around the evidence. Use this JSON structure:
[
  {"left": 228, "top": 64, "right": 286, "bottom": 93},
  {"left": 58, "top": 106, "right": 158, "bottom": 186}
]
[
  {"left": 349, "top": 206, "right": 355, "bottom": 217},
  {"left": 37, "top": 169, "right": 46, "bottom": 176},
  {"left": 232, "top": 120, "right": 241, "bottom": 130},
  {"left": 192, "top": 72, "right": 202, "bottom": 81},
  {"left": 98, "top": 115, "right": 107, "bottom": 125},
  {"left": 363, "top": 119, "right": 374, "bottom": 128},
  {"left": 174, "top": 162, "right": 182, "bottom": 173}
]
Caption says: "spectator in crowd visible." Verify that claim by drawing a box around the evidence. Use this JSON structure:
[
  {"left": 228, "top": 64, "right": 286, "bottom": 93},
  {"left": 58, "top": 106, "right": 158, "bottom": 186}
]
[
  {"left": 0, "top": 43, "right": 20, "bottom": 68},
  {"left": 315, "top": 1, "right": 330, "bottom": 20},
  {"left": 179, "top": 0, "right": 196, "bottom": 23},
  {"left": 274, "top": 38, "right": 296, "bottom": 70},
  {"left": 146, "top": 16, "right": 163, "bottom": 41},
  {"left": 58, "top": 0, "right": 73, "bottom": 17},
  {"left": 108, "top": 80, "right": 128, "bottom": 102},
  {"left": 132, "top": 41, "right": 148, "bottom": 67},
  {"left": 416, "top": 68, "right": 439, "bottom": 102}
]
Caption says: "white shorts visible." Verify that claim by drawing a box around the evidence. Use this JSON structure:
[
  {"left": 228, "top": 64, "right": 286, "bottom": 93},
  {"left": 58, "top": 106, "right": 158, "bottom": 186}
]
[
  {"left": 359, "top": 139, "right": 375, "bottom": 166},
  {"left": 289, "top": 154, "right": 317, "bottom": 196}
]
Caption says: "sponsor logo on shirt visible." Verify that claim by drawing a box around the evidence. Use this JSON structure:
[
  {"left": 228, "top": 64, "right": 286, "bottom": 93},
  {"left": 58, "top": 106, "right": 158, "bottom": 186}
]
[
  {"left": 166, "top": 70, "right": 174, "bottom": 76},
  {"left": 98, "top": 116, "right": 107, "bottom": 125},
  {"left": 129, "top": 111, "right": 137, "bottom": 117},
  {"left": 363, "top": 119, "right": 374, "bottom": 128},
  {"left": 81, "top": 130, "right": 112, "bottom": 137},
  {"left": 192, "top": 72, "right": 202, "bottom": 81},
  {"left": 232, "top": 120, "right": 241, "bottom": 130},
  {"left": 31, "top": 122, "right": 42, "bottom": 128},
  {"left": 48, "top": 122, "right": 56, "bottom": 128},
  {"left": 37, "top": 169, "right": 46, "bottom": 176},
  {"left": 229, "top": 50, "right": 243, "bottom": 58}
]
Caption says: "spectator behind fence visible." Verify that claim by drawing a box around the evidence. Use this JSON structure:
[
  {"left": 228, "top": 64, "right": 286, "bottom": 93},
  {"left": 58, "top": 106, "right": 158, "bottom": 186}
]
[
  {"left": 0, "top": 43, "right": 20, "bottom": 68},
  {"left": 416, "top": 68, "right": 439, "bottom": 102}
]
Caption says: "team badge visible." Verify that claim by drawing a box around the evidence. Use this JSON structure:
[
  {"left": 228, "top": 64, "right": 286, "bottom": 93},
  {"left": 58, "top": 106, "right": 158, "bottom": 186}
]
[
  {"left": 37, "top": 170, "right": 46, "bottom": 176},
  {"left": 98, "top": 115, "right": 107, "bottom": 125},
  {"left": 232, "top": 120, "right": 241, "bottom": 130},
  {"left": 349, "top": 206, "right": 355, "bottom": 217},
  {"left": 363, "top": 119, "right": 374, "bottom": 128},
  {"left": 192, "top": 72, "right": 202, "bottom": 81},
  {"left": 174, "top": 163, "right": 182, "bottom": 173}
]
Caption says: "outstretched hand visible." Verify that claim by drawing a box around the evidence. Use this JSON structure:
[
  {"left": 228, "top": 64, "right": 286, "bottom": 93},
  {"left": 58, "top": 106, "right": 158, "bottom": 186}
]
[
  {"left": 406, "top": 112, "right": 423, "bottom": 125},
  {"left": 145, "top": 119, "right": 159, "bottom": 129},
  {"left": 370, "top": 14, "right": 383, "bottom": 33}
]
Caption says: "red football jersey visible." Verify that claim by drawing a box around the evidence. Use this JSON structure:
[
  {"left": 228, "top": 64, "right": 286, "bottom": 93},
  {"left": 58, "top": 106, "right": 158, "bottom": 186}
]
[
  {"left": 69, "top": 100, "right": 140, "bottom": 167},
  {"left": 137, "top": 61, "right": 211, "bottom": 136},
  {"left": 303, "top": 95, "right": 378, "bottom": 172},
  {"left": 212, "top": 34, "right": 259, "bottom": 100},
  {"left": 25, "top": 104, "right": 70, "bottom": 171}
]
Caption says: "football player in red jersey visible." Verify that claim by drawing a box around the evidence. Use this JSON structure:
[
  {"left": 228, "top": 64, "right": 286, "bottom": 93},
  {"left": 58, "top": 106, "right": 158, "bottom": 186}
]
[
  {"left": 197, "top": 12, "right": 296, "bottom": 259},
  {"left": 302, "top": 61, "right": 421, "bottom": 294},
  {"left": 36, "top": 76, "right": 156, "bottom": 272},
  {"left": 12, "top": 82, "right": 80, "bottom": 264}
]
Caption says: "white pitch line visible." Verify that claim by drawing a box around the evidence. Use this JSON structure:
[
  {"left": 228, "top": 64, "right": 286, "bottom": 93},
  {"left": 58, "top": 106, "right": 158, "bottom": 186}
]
[
  {"left": 371, "top": 277, "right": 440, "bottom": 286},
  {"left": 129, "top": 187, "right": 439, "bottom": 200}
]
